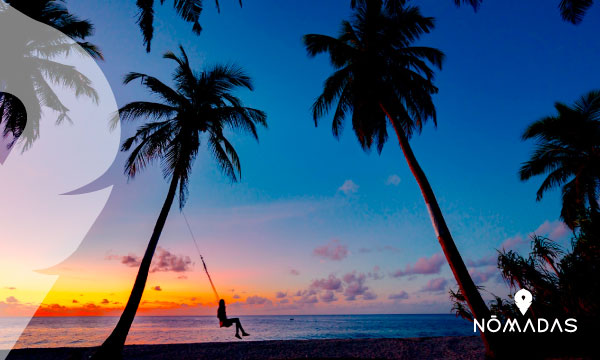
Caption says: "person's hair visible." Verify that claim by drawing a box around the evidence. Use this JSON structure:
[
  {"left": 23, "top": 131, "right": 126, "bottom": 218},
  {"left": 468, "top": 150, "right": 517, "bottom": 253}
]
[{"left": 219, "top": 299, "right": 225, "bottom": 308}]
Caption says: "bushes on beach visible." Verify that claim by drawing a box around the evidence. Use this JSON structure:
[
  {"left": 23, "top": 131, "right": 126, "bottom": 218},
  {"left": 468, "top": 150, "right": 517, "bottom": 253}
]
[{"left": 450, "top": 211, "right": 600, "bottom": 357}]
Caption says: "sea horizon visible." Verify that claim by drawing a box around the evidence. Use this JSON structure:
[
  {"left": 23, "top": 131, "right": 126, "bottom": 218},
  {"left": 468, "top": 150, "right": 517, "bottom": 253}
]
[{"left": 3, "top": 314, "right": 474, "bottom": 350}]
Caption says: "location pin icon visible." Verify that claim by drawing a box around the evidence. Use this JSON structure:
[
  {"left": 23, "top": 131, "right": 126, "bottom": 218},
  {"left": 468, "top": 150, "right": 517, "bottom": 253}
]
[{"left": 514, "top": 289, "right": 533, "bottom": 315}]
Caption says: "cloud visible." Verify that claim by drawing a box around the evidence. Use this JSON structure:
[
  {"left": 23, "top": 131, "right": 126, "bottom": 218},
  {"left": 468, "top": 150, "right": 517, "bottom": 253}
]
[
  {"left": 275, "top": 291, "right": 287, "bottom": 299},
  {"left": 363, "top": 291, "right": 377, "bottom": 300},
  {"left": 106, "top": 253, "right": 141, "bottom": 267},
  {"left": 310, "top": 274, "right": 343, "bottom": 292},
  {"left": 296, "top": 295, "right": 318, "bottom": 304},
  {"left": 313, "top": 239, "right": 348, "bottom": 261},
  {"left": 4, "top": 287, "right": 16, "bottom": 290},
  {"left": 500, "top": 220, "right": 570, "bottom": 252},
  {"left": 466, "top": 254, "right": 497, "bottom": 268},
  {"left": 177, "top": 275, "right": 188, "bottom": 280},
  {"left": 469, "top": 266, "right": 499, "bottom": 284},
  {"left": 338, "top": 180, "right": 359, "bottom": 195},
  {"left": 368, "top": 266, "right": 385, "bottom": 280},
  {"left": 388, "top": 291, "right": 409, "bottom": 300},
  {"left": 72, "top": 300, "right": 79, "bottom": 304},
  {"left": 500, "top": 235, "right": 526, "bottom": 250},
  {"left": 153, "top": 286, "right": 162, "bottom": 291},
  {"left": 101, "top": 299, "right": 110, "bottom": 304},
  {"left": 289, "top": 269, "right": 300, "bottom": 276},
  {"left": 320, "top": 291, "right": 338, "bottom": 303},
  {"left": 151, "top": 247, "right": 193, "bottom": 273},
  {"left": 421, "top": 278, "right": 448, "bottom": 292},
  {"left": 107, "top": 247, "right": 192, "bottom": 273},
  {"left": 392, "top": 253, "right": 445, "bottom": 277},
  {"left": 386, "top": 174, "right": 401, "bottom": 186},
  {"left": 245, "top": 295, "right": 271, "bottom": 305},
  {"left": 279, "top": 298, "right": 290, "bottom": 304},
  {"left": 5, "top": 296, "right": 18, "bottom": 303},
  {"left": 534, "top": 220, "right": 569, "bottom": 239},
  {"left": 233, "top": 294, "right": 240, "bottom": 299},
  {"left": 342, "top": 272, "right": 369, "bottom": 301}
]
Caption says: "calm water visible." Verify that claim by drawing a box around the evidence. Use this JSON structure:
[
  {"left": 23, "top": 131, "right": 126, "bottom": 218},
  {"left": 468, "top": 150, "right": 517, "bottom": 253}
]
[{"left": 2, "top": 314, "right": 473, "bottom": 349}]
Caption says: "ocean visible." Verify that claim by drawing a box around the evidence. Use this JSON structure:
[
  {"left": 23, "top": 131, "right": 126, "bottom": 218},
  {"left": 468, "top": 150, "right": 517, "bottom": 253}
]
[{"left": 2, "top": 314, "right": 474, "bottom": 350}]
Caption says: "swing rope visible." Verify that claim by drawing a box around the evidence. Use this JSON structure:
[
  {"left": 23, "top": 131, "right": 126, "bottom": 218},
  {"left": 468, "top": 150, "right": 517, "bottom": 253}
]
[{"left": 182, "top": 211, "right": 220, "bottom": 303}]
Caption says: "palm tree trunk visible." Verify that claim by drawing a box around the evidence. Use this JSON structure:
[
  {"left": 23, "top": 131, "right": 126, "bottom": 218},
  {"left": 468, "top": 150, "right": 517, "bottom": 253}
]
[
  {"left": 380, "top": 105, "right": 496, "bottom": 355},
  {"left": 92, "top": 175, "right": 179, "bottom": 359}
]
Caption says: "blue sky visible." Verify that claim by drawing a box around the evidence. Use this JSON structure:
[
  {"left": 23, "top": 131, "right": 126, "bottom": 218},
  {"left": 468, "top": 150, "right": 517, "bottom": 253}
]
[{"left": 32, "top": 0, "right": 600, "bottom": 314}]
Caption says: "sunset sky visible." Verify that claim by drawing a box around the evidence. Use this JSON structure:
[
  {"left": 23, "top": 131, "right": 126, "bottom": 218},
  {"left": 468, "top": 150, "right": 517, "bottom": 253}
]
[{"left": 2, "top": 0, "right": 600, "bottom": 317}]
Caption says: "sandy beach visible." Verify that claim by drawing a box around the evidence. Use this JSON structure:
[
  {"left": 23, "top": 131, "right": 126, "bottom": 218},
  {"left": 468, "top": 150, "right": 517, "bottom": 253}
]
[{"left": 3, "top": 336, "right": 485, "bottom": 359}]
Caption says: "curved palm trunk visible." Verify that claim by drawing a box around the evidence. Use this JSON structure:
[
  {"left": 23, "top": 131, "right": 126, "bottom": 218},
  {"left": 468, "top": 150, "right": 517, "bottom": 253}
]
[
  {"left": 380, "top": 105, "right": 496, "bottom": 355},
  {"left": 92, "top": 175, "right": 179, "bottom": 359}
]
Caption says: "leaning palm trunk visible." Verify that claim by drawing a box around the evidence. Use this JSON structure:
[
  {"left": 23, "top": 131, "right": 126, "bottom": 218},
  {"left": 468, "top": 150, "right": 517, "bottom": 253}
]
[
  {"left": 92, "top": 175, "right": 179, "bottom": 359},
  {"left": 380, "top": 104, "right": 495, "bottom": 354}
]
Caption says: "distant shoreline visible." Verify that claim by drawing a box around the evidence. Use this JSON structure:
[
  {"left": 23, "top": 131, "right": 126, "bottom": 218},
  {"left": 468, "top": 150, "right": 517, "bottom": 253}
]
[{"left": 3, "top": 336, "right": 485, "bottom": 360}]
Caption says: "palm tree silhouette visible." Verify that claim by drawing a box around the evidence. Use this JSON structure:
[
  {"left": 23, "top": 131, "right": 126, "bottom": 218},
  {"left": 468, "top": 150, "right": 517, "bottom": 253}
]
[
  {"left": 0, "top": 0, "right": 100, "bottom": 150},
  {"left": 559, "top": 0, "right": 595, "bottom": 24},
  {"left": 135, "top": 0, "right": 242, "bottom": 52},
  {"left": 520, "top": 90, "right": 600, "bottom": 229},
  {"left": 452, "top": 0, "right": 594, "bottom": 24},
  {"left": 5, "top": 0, "right": 103, "bottom": 60},
  {"left": 92, "top": 46, "right": 266, "bottom": 359},
  {"left": 303, "top": 0, "right": 494, "bottom": 354}
]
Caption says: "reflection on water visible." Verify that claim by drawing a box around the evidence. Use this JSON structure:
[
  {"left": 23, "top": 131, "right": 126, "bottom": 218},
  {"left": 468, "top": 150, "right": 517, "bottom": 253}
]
[{"left": 3, "top": 314, "right": 473, "bottom": 349}]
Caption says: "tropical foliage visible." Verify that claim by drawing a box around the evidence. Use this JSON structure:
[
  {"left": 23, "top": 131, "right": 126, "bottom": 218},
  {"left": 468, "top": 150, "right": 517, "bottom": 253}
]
[
  {"left": 135, "top": 0, "right": 242, "bottom": 52},
  {"left": 451, "top": 212, "right": 600, "bottom": 357},
  {"left": 519, "top": 90, "right": 600, "bottom": 229},
  {"left": 0, "top": 0, "right": 99, "bottom": 149},
  {"left": 92, "top": 46, "right": 266, "bottom": 358},
  {"left": 5, "top": 0, "right": 103, "bottom": 59},
  {"left": 454, "top": 0, "right": 595, "bottom": 24}
]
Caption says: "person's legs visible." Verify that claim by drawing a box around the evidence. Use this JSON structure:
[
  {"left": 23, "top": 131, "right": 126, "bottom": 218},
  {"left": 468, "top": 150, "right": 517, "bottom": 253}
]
[{"left": 232, "top": 318, "right": 249, "bottom": 336}]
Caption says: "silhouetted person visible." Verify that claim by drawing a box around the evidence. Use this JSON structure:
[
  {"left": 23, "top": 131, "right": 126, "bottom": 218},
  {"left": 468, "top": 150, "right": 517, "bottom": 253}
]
[{"left": 217, "top": 299, "right": 249, "bottom": 339}]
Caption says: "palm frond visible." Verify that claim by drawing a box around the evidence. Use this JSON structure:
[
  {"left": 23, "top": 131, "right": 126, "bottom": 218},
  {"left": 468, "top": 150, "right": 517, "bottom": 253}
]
[{"left": 559, "top": 0, "right": 594, "bottom": 24}]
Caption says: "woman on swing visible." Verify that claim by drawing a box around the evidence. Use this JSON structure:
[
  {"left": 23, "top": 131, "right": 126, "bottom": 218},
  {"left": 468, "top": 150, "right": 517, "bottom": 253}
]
[{"left": 217, "top": 299, "right": 250, "bottom": 339}]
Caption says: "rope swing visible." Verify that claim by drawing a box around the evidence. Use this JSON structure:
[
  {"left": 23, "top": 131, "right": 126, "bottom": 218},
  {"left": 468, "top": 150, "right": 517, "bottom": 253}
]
[{"left": 182, "top": 211, "right": 220, "bottom": 303}]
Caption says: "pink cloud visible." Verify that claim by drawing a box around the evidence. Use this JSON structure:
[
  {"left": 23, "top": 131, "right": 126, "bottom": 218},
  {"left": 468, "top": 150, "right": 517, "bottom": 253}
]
[
  {"left": 107, "top": 247, "right": 192, "bottom": 273},
  {"left": 289, "top": 269, "right": 300, "bottom": 276},
  {"left": 535, "top": 220, "right": 569, "bottom": 239},
  {"left": 342, "top": 272, "right": 369, "bottom": 301},
  {"left": 5, "top": 296, "right": 18, "bottom": 303},
  {"left": 466, "top": 254, "right": 497, "bottom": 267},
  {"left": 363, "top": 291, "right": 377, "bottom": 300},
  {"left": 151, "top": 247, "right": 192, "bottom": 273},
  {"left": 320, "top": 291, "right": 338, "bottom": 303},
  {"left": 388, "top": 291, "right": 409, "bottom": 300},
  {"left": 392, "top": 253, "right": 445, "bottom": 277},
  {"left": 500, "top": 235, "right": 526, "bottom": 250},
  {"left": 296, "top": 295, "right": 318, "bottom": 304},
  {"left": 421, "top": 278, "right": 448, "bottom": 292},
  {"left": 310, "top": 274, "right": 343, "bottom": 292},
  {"left": 469, "top": 266, "right": 499, "bottom": 284},
  {"left": 338, "top": 180, "right": 359, "bottom": 195},
  {"left": 245, "top": 295, "right": 271, "bottom": 305},
  {"left": 500, "top": 220, "right": 570, "bottom": 251},
  {"left": 275, "top": 291, "right": 287, "bottom": 299},
  {"left": 313, "top": 239, "right": 348, "bottom": 261},
  {"left": 153, "top": 286, "right": 162, "bottom": 291}
]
